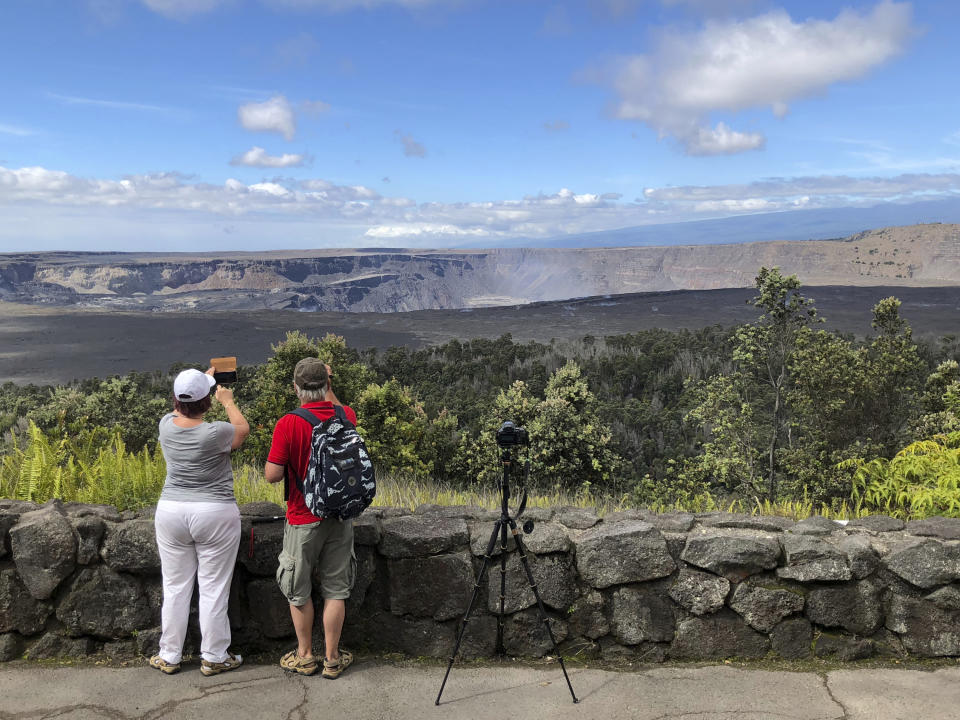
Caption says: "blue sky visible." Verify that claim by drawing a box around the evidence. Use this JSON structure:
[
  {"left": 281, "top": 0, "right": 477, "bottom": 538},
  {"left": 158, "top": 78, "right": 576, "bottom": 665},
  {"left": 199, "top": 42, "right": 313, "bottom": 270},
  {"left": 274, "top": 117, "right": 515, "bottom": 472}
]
[{"left": 1, "top": 0, "right": 959, "bottom": 250}]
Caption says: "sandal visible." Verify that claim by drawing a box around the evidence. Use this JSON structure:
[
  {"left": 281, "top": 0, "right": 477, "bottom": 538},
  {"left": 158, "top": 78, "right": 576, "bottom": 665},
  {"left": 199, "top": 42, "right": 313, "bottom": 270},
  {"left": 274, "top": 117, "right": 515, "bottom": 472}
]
[
  {"left": 200, "top": 652, "right": 243, "bottom": 676},
  {"left": 321, "top": 649, "right": 353, "bottom": 679},
  {"left": 280, "top": 649, "right": 318, "bottom": 676},
  {"left": 149, "top": 655, "right": 181, "bottom": 675}
]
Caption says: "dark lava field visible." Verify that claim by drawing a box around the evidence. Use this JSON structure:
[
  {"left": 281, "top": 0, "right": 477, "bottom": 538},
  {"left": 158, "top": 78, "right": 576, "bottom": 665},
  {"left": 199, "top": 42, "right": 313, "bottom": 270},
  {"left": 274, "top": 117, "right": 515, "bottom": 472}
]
[{"left": 2, "top": 285, "right": 958, "bottom": 386}]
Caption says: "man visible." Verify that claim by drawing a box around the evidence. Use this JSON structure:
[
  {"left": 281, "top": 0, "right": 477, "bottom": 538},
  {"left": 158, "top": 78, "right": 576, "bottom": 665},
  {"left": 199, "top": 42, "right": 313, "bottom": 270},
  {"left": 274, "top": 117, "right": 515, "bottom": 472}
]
[{"left": 264, "top": 358, "right": 356, "bottom": 678}]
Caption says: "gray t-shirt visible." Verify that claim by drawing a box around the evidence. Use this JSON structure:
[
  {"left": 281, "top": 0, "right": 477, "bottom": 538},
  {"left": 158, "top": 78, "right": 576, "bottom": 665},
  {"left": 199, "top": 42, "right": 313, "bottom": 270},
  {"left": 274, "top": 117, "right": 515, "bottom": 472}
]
[{"left": 158, "top": 413, "right": 236, "bottom": 503}]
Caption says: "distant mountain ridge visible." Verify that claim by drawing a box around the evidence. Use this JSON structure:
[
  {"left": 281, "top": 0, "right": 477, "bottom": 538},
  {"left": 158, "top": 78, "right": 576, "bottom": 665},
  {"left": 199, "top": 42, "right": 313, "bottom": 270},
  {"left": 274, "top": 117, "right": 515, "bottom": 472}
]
[
  {"left": 467, "top": 196, "right": 960, "bottom": 249},
  {"left": 1, "top": 224, "right": 958, "bottom": 313}
]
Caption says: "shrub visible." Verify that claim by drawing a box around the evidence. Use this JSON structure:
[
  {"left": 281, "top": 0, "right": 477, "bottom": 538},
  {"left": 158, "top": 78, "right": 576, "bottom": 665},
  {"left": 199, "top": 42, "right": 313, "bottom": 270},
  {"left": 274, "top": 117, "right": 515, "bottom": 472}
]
[{"left": 843, "top": 432, "right": 960, "bottom": 518}]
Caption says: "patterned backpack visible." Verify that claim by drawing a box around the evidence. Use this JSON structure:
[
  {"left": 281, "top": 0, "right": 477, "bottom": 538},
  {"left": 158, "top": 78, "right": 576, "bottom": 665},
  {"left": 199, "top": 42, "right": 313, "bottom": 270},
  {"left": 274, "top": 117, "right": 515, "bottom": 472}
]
[{"left": 288, "top": 405, "right": 376, "bottom": 520}]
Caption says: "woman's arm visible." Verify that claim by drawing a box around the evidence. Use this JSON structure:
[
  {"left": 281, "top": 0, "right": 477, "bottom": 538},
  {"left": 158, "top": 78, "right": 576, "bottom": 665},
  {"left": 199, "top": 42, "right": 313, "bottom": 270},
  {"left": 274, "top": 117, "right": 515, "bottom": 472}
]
[{"left": 215, "top": 384, "right": 250, "bottom": 449}]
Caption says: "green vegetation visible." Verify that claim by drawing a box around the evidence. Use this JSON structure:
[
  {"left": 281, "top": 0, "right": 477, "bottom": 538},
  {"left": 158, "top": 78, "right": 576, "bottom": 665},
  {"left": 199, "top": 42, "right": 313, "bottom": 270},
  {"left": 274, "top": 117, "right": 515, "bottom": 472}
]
[
  {"left": 844, "top": 433, "right": 960, "bottom": 518},
  {"left": 2, "top": 267, "right": 959, "bottom": 519},
  {"left": 0, "top": 424, "right": 165, "bottom": 511}
]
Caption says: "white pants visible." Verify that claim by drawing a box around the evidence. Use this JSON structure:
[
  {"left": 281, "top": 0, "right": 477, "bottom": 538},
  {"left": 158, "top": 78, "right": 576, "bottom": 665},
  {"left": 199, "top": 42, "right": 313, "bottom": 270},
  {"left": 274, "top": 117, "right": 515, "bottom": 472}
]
[{"left": 154, "top": 500, "right": 241, "bottom": 664}]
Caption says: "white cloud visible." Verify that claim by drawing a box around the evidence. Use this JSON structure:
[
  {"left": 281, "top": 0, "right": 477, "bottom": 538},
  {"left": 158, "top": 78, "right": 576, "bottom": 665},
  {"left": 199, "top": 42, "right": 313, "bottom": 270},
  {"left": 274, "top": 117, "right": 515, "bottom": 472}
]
[
  {"left": 612, "top": 1, "right": 915, "bottom": 155},
  {"left": 397, "top": 132, "right": 427, "bottom": 158},
  {"left": 642, "top": 174, "right": 960, "bottom": 203},
  {"left": 2, "top": 165, "right": 959, "bottom": 249},
  {"left": 249, "top": 182, "right": 293, "bottom": 197},
  {"left": 238, "top": 95, "right": 297, "bottom": 141},
  {"left": 0, "top": 123, "right": 36, "bottom": 137},
  {"left": 46, "top": 92, "right": 178, "bottom": 114},
  {"left": 0, "top": 166, "right": 363, "bottom": 214},
  {"left": 691, "top": 197, "right": 790, "bottom": 213},
  {"left": 543, "top": 120, "right": 570, "bottom": 132},
  {"left": 365, "top": 223, "right": 493, "bottom": 238},
  {"left": 230, "top": 146, "right": 308, "bottom": 168},
  {"left": 685, "top": 122, "right": 765, "bottom": 156}
]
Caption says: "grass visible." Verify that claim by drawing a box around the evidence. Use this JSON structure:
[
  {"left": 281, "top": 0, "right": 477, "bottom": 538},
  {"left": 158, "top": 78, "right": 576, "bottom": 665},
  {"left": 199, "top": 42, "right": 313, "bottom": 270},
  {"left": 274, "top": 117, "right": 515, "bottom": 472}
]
[
  {"left": 1, "top": 448, "right": 865, "bottom": 519},
  {"left": 235, "top": 468, "right": 626, "bottom": 512},
  {"left": 0, "top": 420, "right": 934, "bottom": 519},
  {"left": 147, "top": 467, "right": 878, "bottom": 521}
]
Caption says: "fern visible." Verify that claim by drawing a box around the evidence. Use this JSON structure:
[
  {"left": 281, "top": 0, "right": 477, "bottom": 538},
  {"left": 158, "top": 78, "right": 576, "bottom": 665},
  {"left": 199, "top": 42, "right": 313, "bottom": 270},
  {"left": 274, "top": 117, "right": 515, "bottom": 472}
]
[{"left": 841, "top": 433, "right": 960, "bottom": 518}]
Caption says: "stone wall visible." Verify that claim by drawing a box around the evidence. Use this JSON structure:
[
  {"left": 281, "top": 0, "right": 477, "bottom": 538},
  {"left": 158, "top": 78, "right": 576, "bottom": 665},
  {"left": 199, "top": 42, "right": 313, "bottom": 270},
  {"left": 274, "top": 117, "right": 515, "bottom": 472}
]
[{"left": 3, "top": 498, "right": 960, "bottom": 663}]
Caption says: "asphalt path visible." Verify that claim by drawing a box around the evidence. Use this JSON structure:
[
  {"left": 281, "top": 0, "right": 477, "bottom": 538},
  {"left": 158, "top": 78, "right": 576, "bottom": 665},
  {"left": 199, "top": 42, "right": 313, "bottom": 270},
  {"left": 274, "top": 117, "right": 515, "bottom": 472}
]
[{"left": 2, "top": 661, "right": 960, "bottom": 720}]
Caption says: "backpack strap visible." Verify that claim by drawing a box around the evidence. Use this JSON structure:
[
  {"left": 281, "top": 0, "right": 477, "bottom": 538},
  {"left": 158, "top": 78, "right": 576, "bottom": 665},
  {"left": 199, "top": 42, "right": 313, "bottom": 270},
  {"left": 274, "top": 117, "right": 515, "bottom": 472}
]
[
  {"left": 283, "top": 408, "right": 323, "bottom": 497},
  {"left": 333, "top": 404, "right": 354, "bottom": 427},
  {"left": 288, "top": 407, "right": 321, "bottom": 428}
]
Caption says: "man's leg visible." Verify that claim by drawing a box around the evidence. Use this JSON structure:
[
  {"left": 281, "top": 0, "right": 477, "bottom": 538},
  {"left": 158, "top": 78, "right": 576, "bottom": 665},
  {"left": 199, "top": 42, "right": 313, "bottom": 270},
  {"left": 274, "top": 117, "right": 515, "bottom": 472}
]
[
  {"left": 278, "top": 521, "right": 323, "bottom": 660},
  {"left": 316, "top": 519, "right": 354, "bottom": 664},
  {"left": 290, "top": 600, "right": 315, "bottom": 658},
  {"left": 322, "top": 598, "right": 345, "bottom": 661}
]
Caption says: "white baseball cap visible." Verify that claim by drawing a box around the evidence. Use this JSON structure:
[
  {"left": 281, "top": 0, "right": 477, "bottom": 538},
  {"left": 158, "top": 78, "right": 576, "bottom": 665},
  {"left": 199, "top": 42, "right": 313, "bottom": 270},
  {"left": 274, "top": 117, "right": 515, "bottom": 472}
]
[{"left": 173, "top": 369, "right": 215, "bottom": 402}]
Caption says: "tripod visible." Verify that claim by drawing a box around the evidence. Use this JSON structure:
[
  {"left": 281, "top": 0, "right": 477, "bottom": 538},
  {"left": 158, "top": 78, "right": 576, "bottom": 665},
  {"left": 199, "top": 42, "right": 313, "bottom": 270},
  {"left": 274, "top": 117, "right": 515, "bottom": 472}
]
[{"left": 435, "top": 446, "right": 579, "bottom": 705}]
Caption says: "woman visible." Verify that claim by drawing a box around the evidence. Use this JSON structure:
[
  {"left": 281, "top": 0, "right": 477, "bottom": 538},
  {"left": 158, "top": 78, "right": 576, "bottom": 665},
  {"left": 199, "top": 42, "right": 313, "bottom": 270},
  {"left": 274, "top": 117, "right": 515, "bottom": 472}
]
[{"left": 149, "top": 367, "right": 250, "bottom": 676}]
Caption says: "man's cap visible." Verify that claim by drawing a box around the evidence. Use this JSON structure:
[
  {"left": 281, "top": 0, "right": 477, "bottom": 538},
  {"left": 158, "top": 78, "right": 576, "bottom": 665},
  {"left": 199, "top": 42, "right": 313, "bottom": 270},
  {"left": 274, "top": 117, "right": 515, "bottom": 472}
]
[
  {"left": 294, "top": 358, "right": 329, "bottom": 390},
  {"left": 173, "top": 368, "right": 216, "bottom": 402}
]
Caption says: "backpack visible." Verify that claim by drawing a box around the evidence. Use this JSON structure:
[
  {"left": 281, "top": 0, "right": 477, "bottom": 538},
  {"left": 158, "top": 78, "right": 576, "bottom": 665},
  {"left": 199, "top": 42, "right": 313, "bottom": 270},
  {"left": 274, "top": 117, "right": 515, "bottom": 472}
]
[{"left": 287, "top": 405, "right": 376, "bottom": 520}]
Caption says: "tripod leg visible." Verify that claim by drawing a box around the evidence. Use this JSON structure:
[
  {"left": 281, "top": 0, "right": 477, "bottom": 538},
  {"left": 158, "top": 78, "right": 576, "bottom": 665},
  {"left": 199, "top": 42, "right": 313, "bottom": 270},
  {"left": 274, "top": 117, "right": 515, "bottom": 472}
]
[
  {"left": 435, "top": 519, "right": 501, "bottom": 705},
  {"left": 509, "top": 517, "right": 579, "bottom": 704},
  {"left": 496, "top": 516, "right": 508, "bottom": 655}
]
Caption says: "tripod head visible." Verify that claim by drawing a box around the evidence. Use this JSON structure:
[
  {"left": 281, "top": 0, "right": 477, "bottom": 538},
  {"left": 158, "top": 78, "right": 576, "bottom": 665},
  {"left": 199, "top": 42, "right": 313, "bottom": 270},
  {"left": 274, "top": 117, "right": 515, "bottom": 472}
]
[{"left": 496, "top": 424, "right": 531, "bottom": 526}]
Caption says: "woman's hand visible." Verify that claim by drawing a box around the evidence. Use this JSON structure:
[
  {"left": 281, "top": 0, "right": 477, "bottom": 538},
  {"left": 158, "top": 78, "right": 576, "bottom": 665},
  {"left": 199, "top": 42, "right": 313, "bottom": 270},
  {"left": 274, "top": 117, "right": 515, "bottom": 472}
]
[
  {"left": 205, "top": 366, "right": 216, "bottom": 376},
  {"left": 215, "top": 385, "right": 234, "bottom": 405}
]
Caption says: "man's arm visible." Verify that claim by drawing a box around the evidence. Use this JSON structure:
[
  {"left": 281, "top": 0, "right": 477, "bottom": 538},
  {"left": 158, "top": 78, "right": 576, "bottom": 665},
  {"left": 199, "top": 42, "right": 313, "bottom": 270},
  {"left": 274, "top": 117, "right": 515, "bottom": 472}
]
[{"left": 264, "top": 461, "right": 285, "bottom": 484}]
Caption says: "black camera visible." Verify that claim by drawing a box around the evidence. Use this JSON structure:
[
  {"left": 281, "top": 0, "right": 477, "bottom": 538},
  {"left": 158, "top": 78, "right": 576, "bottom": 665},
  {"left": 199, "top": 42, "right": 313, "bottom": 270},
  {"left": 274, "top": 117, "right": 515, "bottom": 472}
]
[
  {"left": 496, "top": 420, "right": 529, "bottom": 448},
  {"left": 211, "top": 356, "right": 238, "bottom": 386}
]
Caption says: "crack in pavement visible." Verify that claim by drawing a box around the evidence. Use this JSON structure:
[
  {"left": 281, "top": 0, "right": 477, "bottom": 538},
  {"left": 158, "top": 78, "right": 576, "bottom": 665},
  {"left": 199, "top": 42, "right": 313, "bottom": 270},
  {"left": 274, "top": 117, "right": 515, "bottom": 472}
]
[
  {"left": 0, "top": 673, "right": 280, "bottom": 720},
  {"left": 1, "top": 704, "right": 130, "bottom": 720},
  {"left": 819, "top": 672, "right": 850, "bottom": 720},
  {"left": 141, "top": 674, "right": 279, "bottom": 720},
  {"left": 284, "top": 675, "right": 309, "bottom": 720}
]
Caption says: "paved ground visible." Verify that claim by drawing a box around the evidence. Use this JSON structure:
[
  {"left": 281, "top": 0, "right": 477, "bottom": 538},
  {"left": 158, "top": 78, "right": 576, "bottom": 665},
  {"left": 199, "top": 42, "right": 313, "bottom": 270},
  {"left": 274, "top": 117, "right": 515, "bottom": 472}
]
[{"left": 2, "top": 661, "right": 960, "bottom": 720}]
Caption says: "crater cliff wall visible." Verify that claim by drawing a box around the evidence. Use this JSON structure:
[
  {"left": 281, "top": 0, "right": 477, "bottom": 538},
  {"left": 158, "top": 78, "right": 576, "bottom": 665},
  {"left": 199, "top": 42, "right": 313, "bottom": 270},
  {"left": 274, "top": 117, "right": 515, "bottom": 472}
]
[{"left": 2, "top": 224, "right": 958, "bottom": 312}]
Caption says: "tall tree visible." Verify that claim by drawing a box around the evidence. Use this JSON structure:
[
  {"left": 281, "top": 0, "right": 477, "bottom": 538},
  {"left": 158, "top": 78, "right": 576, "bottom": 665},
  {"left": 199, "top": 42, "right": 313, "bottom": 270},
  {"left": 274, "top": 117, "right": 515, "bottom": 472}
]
[
  {"left": 734, "top": 268, "right": 820, "bottom": 500},
  {"left": 863, "top": 297, "right": 924, "bottom": 453}
]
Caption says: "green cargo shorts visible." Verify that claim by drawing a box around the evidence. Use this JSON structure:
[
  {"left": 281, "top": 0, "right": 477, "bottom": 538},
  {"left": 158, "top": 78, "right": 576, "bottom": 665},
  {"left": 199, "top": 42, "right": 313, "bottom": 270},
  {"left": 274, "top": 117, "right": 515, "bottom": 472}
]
[{"left": 276, "top": 519, "right": 355, "bottom": 606}]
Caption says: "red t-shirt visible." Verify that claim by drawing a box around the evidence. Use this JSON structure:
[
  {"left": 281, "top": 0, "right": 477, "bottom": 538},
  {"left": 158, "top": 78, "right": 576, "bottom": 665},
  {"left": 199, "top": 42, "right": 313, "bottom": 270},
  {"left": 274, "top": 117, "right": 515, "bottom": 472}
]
[{"left": 267, "top": 401, "right": 358, "bottom": 525}]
